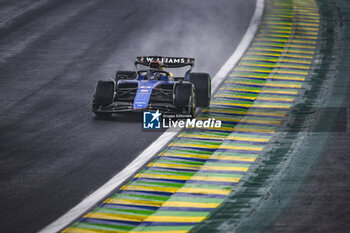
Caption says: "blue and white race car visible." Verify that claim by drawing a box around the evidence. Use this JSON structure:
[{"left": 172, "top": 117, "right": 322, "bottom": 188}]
[{"left": 92, "top": 56, "right": 211, "bottom": 117}]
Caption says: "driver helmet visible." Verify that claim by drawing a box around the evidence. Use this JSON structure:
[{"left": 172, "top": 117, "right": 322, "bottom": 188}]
[
  {"left": 149, "top": 60, "right": 164, "bottom": 80},
  {"left": 149, "top": 60, "right": 163, "bottom": 70}
]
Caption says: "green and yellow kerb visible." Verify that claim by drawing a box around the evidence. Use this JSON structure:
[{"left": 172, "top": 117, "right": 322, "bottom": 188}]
[{"left": 63, "top": 0, "right": 320, "bottom": 232}]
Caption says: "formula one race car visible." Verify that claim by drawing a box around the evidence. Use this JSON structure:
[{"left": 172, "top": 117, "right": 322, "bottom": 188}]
[{"left": 92, "top": 56, "right": 211, "bottom": 117}]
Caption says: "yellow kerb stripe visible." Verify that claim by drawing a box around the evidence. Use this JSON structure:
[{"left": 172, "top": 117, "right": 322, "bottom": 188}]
[
  {"left": 251, "top": 104, "right": 291, "bottom": 109},
  {"left": 215, "top": 94, "right": 256, "bottom": 100},
  {"left": 226, "top": 136, "right": 270, "bottom": 142},
  {"left": 162, "top": 201, "right": 220, "bottom": 208},
  {"left": 177, "top": 187, "right": 231, "bottom": 195},
  {"left": 144, "top": 215, "right": 206, "bottom": 223},
  {"left": 168, "top": 142, "right": 220, "bottom": 149},
  {"left": 121, "top": 185, "right": 179, "bottom": 193},
  {"left": 210, "top": 155, "right": 257, "bottom": 162},
  {"left": 191, "top": 176, "right": 240, "bottom": 183},
  {"left": 84, "top": 212, "right": 145, "bottom": 222},
  {"left": 260, "top": 90, "right": 298, "bottom": 94},
  {"left": 135, "top": 173, "right": 191, "bottom": 181},
  {"left": 179, "top": 134, "right": 227, "bottom": 140},
  {"left": 104, "top": 198, "right": 163, "bottom": 207},
  {"left": 200, "top": 166, "right": 249, "bottom": 172},
  {"left": 234, "top": 127, "right": 275, "bottom": 133},
  {"left": 148, "top": 163, "right": 200, "bottom": 170},
  {"left": 63, "top": 228, "right": 128, "bottom": 233},
  {"left": 202, "top": 108, "right": 287, "bottom": 117},
  {"left": 211, "top": 102, "right": 252, "bottom": 107},
  {"left": 159, "top": 152, "right": 211, "bottom": 159},
  {"left": 220, "top": 145, "right": 263, "bottom": 151},
  {"left": 257, "top": 97, "right": 294, "bottom": 102}
]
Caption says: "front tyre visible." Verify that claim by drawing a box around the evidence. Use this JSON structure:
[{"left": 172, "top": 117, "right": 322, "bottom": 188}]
[
  {"left": 92, "top": 80, "right": 115, "bottom": 116},
  {"left": 174, "top": 83, "right": 196, "bottom": 117},
  {"left": 189, "top": 72, "right": 211, "bottom": 107}
]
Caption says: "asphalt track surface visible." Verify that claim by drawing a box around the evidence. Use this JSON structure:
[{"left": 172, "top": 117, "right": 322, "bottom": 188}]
[{"left": 0, "top": 0, "right": 255, "bottom": 232}]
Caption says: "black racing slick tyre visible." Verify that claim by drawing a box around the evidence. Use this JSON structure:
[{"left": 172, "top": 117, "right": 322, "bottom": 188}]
[
  {"left": 115, "top": 71, "right": 137, "bottom": 82},
  {"left": 189, "top": 72, "right": 211, "bottom": 107},
  {"left": 174, "top": 83, "right": 196, "bottom": 117},
  {"left": 93, "top": 80, "right": 115, "bottom": 116}
]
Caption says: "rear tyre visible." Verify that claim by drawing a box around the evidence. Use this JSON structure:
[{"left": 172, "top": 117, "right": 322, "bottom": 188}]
[
  {"left": 92, "top": 80, "right": 115, "bottom": 116},
  {"left": 115, "top": 71, "right": 137, "bottom": 82},
  {"left": 174, "top": 83, "right": 196, "bottom": 117},
  {"left": 189, "top": 72, "right": 211, "bottom": 107}
]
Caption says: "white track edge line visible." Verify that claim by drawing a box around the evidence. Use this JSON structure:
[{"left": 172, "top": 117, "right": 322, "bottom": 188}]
[{"left": 39, "top": 1, "right": 264, "bottom": 232}]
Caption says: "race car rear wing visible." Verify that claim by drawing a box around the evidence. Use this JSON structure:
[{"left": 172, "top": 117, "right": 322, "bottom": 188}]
[{"left": 135, "top": 56, "right": 195, "bottom": 69}]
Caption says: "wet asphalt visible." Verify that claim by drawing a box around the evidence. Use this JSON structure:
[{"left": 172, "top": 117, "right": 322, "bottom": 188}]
[{"left": 0, "top": 0, "right": 255, "bottom": 232}]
